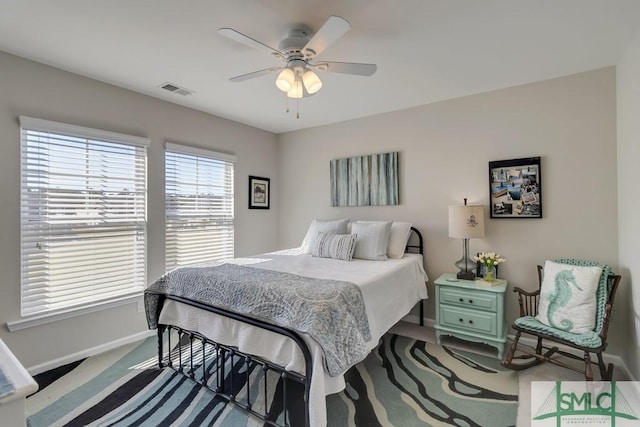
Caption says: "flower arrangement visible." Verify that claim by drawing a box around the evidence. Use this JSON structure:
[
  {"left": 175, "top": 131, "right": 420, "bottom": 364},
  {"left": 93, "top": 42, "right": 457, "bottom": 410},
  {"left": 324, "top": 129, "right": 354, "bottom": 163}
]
[{"left": 473, "top": 252, "right": 506, "bottom": 282}]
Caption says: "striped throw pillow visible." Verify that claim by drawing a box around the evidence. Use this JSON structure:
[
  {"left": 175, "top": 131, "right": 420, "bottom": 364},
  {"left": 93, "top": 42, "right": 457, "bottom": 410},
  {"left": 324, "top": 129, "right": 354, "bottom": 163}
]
[{"left": 311, "top": 232, "right": 357, "bottom": 261}]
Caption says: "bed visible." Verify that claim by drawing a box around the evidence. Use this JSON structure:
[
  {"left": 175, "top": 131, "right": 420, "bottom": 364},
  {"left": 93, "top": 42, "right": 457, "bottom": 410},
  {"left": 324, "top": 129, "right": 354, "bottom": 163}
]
[{"left": 144, "top": 221, "right": 428, "bottom": 427}]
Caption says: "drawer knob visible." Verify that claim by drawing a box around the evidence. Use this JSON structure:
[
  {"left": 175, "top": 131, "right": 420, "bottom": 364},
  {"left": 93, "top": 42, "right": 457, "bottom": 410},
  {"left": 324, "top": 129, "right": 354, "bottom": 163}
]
[
  {"left": 468, "top": 299, "right": 474, "bottom": 304},
  {"left": 468, "top": 320, "right": 474, "bottom": 324},
  {"left": 459, "top": 298, "right": 463, "bottom": 302},
  {"left": 459, "top": 318, "right": 464, "bottom": 322}
]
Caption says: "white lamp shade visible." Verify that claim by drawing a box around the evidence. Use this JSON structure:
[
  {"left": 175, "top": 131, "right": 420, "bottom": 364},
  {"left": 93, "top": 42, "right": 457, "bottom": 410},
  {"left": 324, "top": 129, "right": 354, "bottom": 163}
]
[
  {"left": 302, "top": 70, "right": 322, "bottom": 94},
  {"left": 287, "top": 80, "right": 304, "bottom": 99},
  {"left": 275, "top": 68, "right": 295, "bottom": 92},
  {"left": 448, "top": 205, "right": 485, "bottom": 238}
]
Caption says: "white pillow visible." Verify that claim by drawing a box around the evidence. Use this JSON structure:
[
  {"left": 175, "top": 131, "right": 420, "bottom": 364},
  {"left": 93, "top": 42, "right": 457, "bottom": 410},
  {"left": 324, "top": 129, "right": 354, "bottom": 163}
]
[
  {"left": 535, "top": 260, "right": 602, "bottom": 333},
  {"left": 300, "top": 218, "right": 349, "bottom": 253},
  {"left": 351, "top": 221, "right": 392, "bottom": 261},
  {"left": 350, "top": 220, "right": 413, "bottom": 258},
  {"left": 311, "top": 232, "right": 357, "bottom": 261},
  {"left": 387, "top": 222, "right": 412, "bottom": 259}
]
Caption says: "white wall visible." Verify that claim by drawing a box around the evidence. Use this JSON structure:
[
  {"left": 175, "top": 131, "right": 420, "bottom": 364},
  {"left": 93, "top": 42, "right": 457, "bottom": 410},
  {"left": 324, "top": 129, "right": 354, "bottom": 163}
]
[
  {"left": 0, "top": 51, "right": 279, "bottom": 369},
  {"left": 617, "top": 30, "right": 640, "bottom": 380},
  {"left": 277, "top": 68, "right": 624, "bottom": 354}
]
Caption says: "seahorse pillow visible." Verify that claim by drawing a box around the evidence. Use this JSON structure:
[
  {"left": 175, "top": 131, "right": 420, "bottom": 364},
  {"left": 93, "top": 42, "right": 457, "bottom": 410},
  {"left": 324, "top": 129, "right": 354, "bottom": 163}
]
[{"left": 535, "top": 260, "right": 602, "bottom": 334}]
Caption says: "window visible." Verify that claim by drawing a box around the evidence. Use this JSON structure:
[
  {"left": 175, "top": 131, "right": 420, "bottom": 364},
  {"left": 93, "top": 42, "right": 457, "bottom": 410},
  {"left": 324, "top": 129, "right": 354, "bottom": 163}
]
[
  {"left": 165, "top": 143, "right": 235, "bottom": 270},
  {"left": 20, "top": 116, "right": 148, "bottom": 318}
]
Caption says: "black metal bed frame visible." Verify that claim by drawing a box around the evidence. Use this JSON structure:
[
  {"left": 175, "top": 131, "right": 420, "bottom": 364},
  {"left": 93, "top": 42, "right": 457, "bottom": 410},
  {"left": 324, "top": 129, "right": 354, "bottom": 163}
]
[
  {"left": 156, "top": 297, "right": 312, "bottom": 426},
  {"left": 154, "top": 226, "right": 425, "bottom": 427}
]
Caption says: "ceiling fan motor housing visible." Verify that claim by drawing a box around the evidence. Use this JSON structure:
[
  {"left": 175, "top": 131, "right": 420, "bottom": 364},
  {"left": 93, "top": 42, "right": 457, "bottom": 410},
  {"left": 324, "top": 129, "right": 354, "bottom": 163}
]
[
  {"left": 278, "top": 29, "right": 314, "bottom": 60},
  {"left": 287, "top": 58, "right": 308, "bottom": 73}
]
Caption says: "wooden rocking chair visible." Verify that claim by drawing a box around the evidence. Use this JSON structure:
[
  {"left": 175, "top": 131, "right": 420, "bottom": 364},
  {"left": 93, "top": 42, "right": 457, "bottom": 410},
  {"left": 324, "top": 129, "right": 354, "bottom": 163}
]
[{"left": 501, "top": 259, "right": 621, "bottom": 381}]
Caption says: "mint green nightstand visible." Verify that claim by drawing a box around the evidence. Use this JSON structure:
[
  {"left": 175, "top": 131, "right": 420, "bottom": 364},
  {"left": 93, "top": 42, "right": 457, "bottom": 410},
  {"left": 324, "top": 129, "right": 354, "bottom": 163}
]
[{"left": 434, "top": 273, "right": 507, "bottom": 359}]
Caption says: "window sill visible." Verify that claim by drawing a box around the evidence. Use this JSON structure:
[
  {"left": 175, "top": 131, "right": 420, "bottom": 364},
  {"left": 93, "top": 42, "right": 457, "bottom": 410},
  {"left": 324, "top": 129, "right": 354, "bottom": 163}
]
[{"left": 6, "top": 293, "right": 144, "bottom": 332}]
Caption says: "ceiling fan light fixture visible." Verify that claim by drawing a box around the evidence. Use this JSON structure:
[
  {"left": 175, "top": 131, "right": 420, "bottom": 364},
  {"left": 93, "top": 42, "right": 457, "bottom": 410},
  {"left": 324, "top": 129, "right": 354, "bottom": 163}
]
[
  {"left": 275, "top": 68, "right": 295, "bottom": 92},
  {"left": 220, "top": 15, "right": 376, "bottom": 118},
  {"left": 287, "top": 80, "right": 304, "bottom": 99},
  {"left": 302, "top": 70, "right": 322, "bottom": 94}
]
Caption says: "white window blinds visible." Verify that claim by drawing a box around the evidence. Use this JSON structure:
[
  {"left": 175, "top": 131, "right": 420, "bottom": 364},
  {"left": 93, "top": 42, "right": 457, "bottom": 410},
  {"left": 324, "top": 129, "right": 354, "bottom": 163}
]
[
  {"left": 165, "top": 143, "right": 235, "bottom": 270},
  {"left": 20, "top": 116, "right": 148, "bottom": 318}
]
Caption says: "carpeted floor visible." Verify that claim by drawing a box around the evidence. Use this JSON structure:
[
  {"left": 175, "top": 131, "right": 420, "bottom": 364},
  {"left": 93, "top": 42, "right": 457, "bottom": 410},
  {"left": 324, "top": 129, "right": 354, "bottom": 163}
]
[{"left": 27, "top": 333, "right": 518, "bottom": 426}]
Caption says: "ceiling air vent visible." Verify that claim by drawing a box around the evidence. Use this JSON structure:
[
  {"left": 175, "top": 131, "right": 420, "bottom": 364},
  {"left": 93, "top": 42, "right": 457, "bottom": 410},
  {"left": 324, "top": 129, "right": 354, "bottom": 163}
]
[{"left": 159, "top": 82, "right": 193, "bottom": 96}]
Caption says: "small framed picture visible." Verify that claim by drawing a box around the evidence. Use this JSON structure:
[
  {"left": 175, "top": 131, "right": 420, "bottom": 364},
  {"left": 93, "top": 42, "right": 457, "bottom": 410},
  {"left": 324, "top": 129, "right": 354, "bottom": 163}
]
[{"left": 249, "top": 175, "right": 270, "bottom": 209}]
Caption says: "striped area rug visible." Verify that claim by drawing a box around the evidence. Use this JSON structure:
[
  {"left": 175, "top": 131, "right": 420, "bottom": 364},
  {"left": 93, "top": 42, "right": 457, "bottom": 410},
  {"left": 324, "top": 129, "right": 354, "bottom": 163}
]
[{"left": 27, "top": 333, "right": 518, "bottom": 426}]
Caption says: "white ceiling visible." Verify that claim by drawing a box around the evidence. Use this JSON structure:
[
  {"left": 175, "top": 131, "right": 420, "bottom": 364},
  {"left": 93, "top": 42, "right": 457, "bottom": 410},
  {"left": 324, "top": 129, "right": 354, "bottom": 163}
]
[{"left": 1, "top": 0, "right": 639, "bottom": 134}]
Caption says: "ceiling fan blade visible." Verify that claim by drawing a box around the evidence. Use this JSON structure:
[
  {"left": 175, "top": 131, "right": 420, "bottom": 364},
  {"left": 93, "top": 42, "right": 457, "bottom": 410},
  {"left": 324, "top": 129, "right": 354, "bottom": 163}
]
[
  {"left": 302, "top": 16, "right": 351, "bottom": 59},
  {"left": 229, "top": 67, "right": 283, "bottom": 82},
  {"left": 218, "top": 28, "right": 286, "bottom": 61},
  {"left": 314, "top": 61, "right": 377, "bottom": 76}
]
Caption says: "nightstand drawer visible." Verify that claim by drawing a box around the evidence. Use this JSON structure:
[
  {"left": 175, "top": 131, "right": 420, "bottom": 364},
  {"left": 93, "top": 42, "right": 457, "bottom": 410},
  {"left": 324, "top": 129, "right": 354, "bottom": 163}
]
[
  {"left": 439, "top": 305, "right": 497, "bottom": 336},
  {"left": 439, "top": 287, "right": 498, "bottom": 312}
]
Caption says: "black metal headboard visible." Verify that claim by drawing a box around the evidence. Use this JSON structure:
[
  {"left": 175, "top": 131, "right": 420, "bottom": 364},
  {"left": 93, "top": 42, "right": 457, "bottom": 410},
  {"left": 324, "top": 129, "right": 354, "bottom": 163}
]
[
  {"left": 405, "top": 226, "right": 424, "bottom": 255},
  {"left": 406, "top": 226, "right": 425, "bottom": 326}
]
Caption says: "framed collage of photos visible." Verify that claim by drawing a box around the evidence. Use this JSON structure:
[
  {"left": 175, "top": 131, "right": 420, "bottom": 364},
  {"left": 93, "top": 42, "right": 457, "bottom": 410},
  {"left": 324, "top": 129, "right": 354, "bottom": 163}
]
[{"left": 489, "top": 157, "right": 541, "bottom": 218}]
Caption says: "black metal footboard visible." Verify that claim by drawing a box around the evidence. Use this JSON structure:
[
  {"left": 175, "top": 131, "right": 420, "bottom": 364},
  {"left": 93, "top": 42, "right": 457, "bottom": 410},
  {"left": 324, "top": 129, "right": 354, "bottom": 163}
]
[{"left": 156, "top": 294, "right": 313, "bottom": 427}]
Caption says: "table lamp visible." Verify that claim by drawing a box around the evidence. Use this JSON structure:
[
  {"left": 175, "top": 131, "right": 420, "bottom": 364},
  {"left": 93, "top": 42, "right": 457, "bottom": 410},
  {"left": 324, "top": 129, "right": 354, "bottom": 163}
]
[{"left": 449, "top": 198, "right": 485, "bottom": 280}]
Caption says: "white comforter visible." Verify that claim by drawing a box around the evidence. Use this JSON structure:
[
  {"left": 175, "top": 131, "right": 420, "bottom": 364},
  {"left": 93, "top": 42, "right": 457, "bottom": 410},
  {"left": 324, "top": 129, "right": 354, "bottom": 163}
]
[{"left": 158, "top": 248, "right": 428, "bottom": 427}]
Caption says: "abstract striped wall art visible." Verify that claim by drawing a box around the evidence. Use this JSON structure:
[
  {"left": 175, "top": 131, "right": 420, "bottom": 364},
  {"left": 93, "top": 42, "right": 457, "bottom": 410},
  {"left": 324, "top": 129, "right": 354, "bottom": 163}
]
[{"left": 330, "top": 151, "right": 399, "bottom": 207}]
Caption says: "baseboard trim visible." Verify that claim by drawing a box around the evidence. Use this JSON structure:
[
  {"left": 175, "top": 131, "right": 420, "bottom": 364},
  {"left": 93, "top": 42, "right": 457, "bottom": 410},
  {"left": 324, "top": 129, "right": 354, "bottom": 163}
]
[
  {"left": 27, "top": 329, "right": 155, "bottom": 376},
  {"left": 405, "top": 314, "right": 636, "bottom": 381},
  {"left": 511, "top": 333, "right": 636, "bottom": 381},
  {"left": 26, "top": 319, "right": 636, "bottom": 382},
  {"left": 402, "top": 313, "right": 435, "bottom": 329}
]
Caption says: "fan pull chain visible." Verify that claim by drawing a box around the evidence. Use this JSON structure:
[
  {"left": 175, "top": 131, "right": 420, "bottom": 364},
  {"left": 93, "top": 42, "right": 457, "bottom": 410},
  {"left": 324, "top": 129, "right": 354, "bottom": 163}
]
[{"left": 283, "top": 89, "right": 300, "bottom": 118}]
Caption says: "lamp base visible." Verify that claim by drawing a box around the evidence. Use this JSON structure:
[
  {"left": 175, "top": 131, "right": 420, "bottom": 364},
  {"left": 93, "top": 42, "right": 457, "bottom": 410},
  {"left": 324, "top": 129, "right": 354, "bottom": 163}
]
[
  {"left": 454, "top": 239, "right": 476, "bottom": 281},
  {"left": 456, "top": 271, "right": 476, "bottom": 281}
]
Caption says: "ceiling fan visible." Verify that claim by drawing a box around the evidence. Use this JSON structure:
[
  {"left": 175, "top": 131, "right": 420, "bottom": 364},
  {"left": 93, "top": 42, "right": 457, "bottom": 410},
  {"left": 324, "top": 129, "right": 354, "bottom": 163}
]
[{"left": 218, "top": 16, "right": 377, "bottom": 101}]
